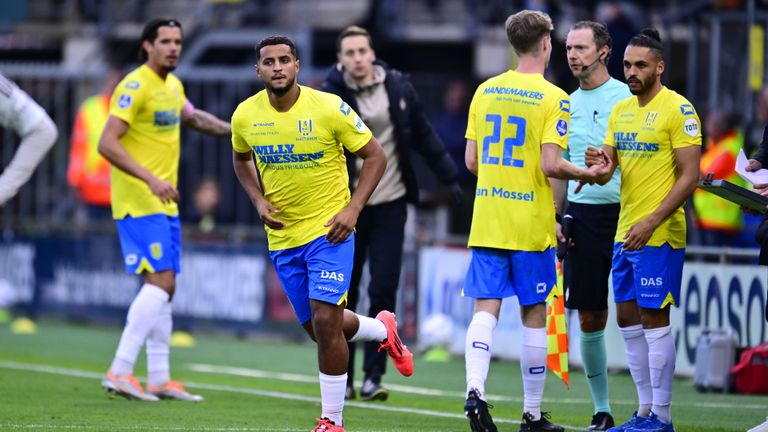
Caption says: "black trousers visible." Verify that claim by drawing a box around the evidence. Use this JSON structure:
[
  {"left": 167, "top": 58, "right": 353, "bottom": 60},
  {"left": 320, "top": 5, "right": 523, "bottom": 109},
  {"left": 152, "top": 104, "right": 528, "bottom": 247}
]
[{"left": 347, "top": 198, "right": 407, "bottom": 385}]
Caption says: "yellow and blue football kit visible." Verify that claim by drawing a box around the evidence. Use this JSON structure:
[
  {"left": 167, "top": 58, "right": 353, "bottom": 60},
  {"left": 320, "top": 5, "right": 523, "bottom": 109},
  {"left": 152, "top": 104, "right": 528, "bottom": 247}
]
[
  {"left": 109, "top": 65, "right": 187, "bottom": 275},
  {"left": 605, "top": 87, "right": 702, "bottom": 308},
  {"left": 464, "top": 70, "right": 569, "bottom": 304},
  {"left": 231, "top": 85, "right": 372, "bottom": 323}
]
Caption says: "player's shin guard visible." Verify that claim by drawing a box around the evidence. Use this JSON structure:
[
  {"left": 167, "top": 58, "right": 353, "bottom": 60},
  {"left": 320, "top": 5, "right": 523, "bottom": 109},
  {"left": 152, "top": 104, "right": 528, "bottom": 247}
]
[
  {"left": 520, "top": 326, "right": 547, "bottom": 420},
  {"left": 644, "top": 325, "right": 675, "bottom": 424},
  {"left": 111, "top": 283, "right": 169, "bottom": 376},
  {"left": 319, "top": 372, "right": 347, "bottom": 426},
  {"left": 465, "top": 311, "right": 497, "bottom": 397},
  {"left": 147, "top": 301, "right": 172, "bottom": 387},
  {"left": 619, "top": 324, "right": 652, "bottom": 418}
]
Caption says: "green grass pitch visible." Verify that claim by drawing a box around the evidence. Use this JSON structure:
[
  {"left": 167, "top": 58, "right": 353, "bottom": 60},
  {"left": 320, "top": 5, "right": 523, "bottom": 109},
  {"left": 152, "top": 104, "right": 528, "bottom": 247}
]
[{"left": 0, "top": 321, "right": 765, "bottom": 431}]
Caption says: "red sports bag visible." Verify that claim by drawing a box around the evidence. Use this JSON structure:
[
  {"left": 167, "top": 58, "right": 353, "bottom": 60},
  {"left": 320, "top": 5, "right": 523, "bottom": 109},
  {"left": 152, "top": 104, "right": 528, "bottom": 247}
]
[{"left": 731, "top": 342, "right": 768, "bottom": 395}]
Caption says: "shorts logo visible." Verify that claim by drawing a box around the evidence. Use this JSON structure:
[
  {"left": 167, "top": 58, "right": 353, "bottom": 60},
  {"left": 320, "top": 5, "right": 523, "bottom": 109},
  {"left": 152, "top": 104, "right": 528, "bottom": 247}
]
[
  {"left": 320, "top": 270, "right": 344, "bottom": 282},
  {"left": 149, "top": 243, "right": 163, "bottom": 260},
  {"left": 317, "top": 286, "right": 339, "bottom": 294},
  {"left": 536, "top": 282, "right": 547, "bottom": 294},
  {"left": 641, "top": 277, "right": 663, "bottom": 286},
  {"left": 118, "top": 94, "right": 132, "bottom": 109},
  {"left": 125, "top": 254, "right": 138, "bottom": 265},
  {"left": 683, "top": 118, "right": 699, "bottom": 137},
  {"left": 556, "top": 119, "right": 567, "bottom": 137},
  {"left": 298, "top": 118, "right": 313, "bottom": 136}
]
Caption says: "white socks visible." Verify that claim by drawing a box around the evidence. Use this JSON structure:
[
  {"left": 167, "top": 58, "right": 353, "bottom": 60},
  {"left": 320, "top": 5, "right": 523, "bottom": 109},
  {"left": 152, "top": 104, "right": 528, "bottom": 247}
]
[
  {"left": 520, "top": 326, "right": 547, "bottom": 420},
  {"left": 645, "top": 325, "right": 675, "bottom": 423},
  {"left": 619, "top": 324, "right": 652, "bottom": 418},
  {"left": 110, "top": 283, "right": 169, "bottom": 377},
  {"left": 465, "top": 311, "right": 497, "bottom": 398},
  {"left": 147, "top": 301, "right": 172, "bottom": 386},
  {"left": 319, "top": 372, "right": 347, "bottom": 426},
  {"left": 348, "top": 314, "right": 387, "bottom": 342}
]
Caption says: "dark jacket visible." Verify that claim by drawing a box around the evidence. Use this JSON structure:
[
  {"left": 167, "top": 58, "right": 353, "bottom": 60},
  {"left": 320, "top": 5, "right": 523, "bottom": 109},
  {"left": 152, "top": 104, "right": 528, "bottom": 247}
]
[
  {"left": 321, "top": 61, "right": 459, "bottom": 204},
  {"left": 752, "top": 125, "right": 768, "bottom": 266}
]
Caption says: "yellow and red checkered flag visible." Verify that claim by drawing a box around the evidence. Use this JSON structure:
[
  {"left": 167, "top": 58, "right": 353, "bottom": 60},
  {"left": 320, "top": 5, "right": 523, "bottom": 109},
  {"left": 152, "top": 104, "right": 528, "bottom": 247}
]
[{"left": 546, "top": 260, "right": 569, "bottom": 387}]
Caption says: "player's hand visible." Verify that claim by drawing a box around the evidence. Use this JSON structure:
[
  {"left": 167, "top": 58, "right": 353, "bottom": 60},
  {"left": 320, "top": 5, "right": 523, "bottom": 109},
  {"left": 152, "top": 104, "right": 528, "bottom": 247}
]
[
  {"left": 622, "top": 218, "right": 656, "bottom": 251},
  {"left": 584, "top": 146, "right": 606, "bottom": 168},
  {"left": 324, "top": 206, "right": 358, "bottom": 244},
  {"left": 256, "top": 199, "right": 284, "bottom": 229},
  {"left": 753, "top": 182, "right": 768, "bottom": 197},
  {"left": 555, "top": 222, "right": 575, "bottom": 247},
  {"left": 147, "top": 177, "right": 180, "bottom": 204},
  {"left": 746, "top": 159, "right": 763, "bottom": 172}
]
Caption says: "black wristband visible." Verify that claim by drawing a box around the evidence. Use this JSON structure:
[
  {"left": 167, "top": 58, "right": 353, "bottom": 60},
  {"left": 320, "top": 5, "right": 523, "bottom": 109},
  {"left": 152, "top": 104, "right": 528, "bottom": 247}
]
[{"left": 555, "top": 213, "right": 563, "bottom": 224}]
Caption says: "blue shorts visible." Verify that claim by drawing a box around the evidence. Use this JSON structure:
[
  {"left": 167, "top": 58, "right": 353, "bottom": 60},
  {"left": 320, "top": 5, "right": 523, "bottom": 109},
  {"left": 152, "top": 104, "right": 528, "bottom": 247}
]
[
  {"left": 612, "top": 242, "right": 685, "bottom": 309},
  {"left": 464, "top": 247, "right": 556, "bottom": 306},
  {"left": 115, "top": 214, "right": 181, "bottom": 275},
  {"left": 269, "top": 233, "right": 354, "bottom": 325}
]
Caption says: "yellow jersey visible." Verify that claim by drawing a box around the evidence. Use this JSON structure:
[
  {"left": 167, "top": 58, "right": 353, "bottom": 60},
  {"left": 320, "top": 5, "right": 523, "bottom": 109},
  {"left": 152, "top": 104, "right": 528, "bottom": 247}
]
[
  {"left": 466, "top": 70, "right": 569, "bottom": 251},
  {"left": 109, "top": 65, "right": 186, "bottom": 219},
  {"left": 605, "top": 86, "right": 702, "bottom": 248},
  {"left": 231, "top": 85, "right": 373, "bottom": 250}
]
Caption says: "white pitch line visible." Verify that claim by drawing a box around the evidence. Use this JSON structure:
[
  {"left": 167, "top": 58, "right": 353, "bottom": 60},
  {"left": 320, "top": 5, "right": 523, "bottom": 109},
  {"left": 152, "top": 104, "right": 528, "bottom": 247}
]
[
  {"left": 0, "top": 425, "right": 303, "bottom": 432},
  {"left": 188, "top": 362, "right": 768, "bottom": 411},
  {"left": 0, "top": 361, "right": 576, "bottom": 431}
]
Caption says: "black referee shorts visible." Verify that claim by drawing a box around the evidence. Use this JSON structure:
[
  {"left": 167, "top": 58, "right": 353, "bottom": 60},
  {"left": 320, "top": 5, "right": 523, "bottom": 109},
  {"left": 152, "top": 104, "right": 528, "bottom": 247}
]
[{"left": 563, "top": 202, "right": 620, "bottom": 311}]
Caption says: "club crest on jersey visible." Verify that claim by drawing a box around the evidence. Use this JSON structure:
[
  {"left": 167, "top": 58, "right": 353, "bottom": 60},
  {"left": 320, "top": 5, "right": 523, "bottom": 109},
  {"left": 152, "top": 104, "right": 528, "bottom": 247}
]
[
  {"left": 556, "top": 119, "right": 567, "bottom": 136},
  {"left": 680, "top": 104, "right": 695, "bottom": 115},
  {"left": 118, "top": 94, "right": 132, "bottom": 109},
  {"left": 645, "top": 112, "right": 659, "bottom": 127},
  {"left": 298, "top": 119, "right": 313, "bottom": 136},
  {"left": 149, "top": 242, "right": 163, "bottom": 260}
]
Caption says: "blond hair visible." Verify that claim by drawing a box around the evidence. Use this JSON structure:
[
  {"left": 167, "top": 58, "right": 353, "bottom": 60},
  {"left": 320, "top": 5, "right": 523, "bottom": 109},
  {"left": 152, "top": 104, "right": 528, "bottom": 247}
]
[{"left": 505, "top": 10, "right": 554, "bottom": 55}]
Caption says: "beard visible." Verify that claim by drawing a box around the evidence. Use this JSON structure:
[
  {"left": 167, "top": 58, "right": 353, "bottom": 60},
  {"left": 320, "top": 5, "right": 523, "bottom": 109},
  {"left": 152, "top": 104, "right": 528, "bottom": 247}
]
[
  {"left": 162, "top": 64, "right": 177, "bottom": 72},
  {"left": 628, "top": 74, "right": 656, "bottom": 95},
  {"left": 265, "top": 76, "right": 295, "bottom": 95}
]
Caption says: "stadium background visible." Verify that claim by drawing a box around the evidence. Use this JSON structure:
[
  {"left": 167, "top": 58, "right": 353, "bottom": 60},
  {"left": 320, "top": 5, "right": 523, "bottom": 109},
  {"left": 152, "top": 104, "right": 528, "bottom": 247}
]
[{"left": 0, "top": 2, "right": 767, "bottom": 430}]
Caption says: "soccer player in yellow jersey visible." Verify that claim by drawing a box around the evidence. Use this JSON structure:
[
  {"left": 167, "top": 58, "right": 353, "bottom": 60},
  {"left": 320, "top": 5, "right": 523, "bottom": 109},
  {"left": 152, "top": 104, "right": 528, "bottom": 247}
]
[
  {"left": 97, "top": 18, "right": 231, "bottom": 402},
  {"left": 231, "top": 36, "right": 414, "bottom": 432},
  {"left": 462, "top": 10, "right": 612, "bottom": 432},
  {"left": 585, "top": 29, "right": 701, "bottom": 432}
]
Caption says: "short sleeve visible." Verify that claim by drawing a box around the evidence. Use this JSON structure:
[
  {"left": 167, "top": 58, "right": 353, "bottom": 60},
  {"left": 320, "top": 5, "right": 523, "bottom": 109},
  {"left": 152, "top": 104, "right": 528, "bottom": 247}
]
[
  {"left": 669, "top": 101, "right": 702, "bottom": 149},
  {"left": 109, "top": 78, "right": 145, "bottom": 125},
  {"left": 334, "top": 99, "right": 372, "bottom": 153},
  {"left": 604, "top": 105, "right": 619, "bottom": 148},
  {"left": 541, "top": 93, "right": 569, "bottom": 150},
  {"left": 231, "top": 107, "right": 251, "bottom": 153},
  {"left": 465, "top": 89, "right": 478, "bottom": 141}
]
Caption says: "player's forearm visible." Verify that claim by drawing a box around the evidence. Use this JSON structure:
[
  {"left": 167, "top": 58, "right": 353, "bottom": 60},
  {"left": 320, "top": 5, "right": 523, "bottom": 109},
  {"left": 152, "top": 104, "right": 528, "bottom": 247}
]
[
  {"left": 550, "top": 177, "right": 567, "bottom": 215},
  {"left": 232, "top": 152, "right": 266, "bottom": 207},
  {"left": 645, "top": 170, "right": 699, "bottom": 229},
  {"left": 349, "top": 148, "right": 386, "bottom": 212},
  {"left": 184, "top": 109, "right": 231, "bottom": 136},
  {"left": 97, "top": 132, "right": 155, "bottom": 185},
  {"left": 0, "top": 115, "right": 57, "bottom": 204}
]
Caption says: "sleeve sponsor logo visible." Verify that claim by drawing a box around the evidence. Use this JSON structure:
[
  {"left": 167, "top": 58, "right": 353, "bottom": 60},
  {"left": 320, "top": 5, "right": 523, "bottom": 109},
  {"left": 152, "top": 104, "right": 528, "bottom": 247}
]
[
  {"left": 683, "top": 118, "right": 699, "bottom": 137},
  {"left": 556, "top": 119, "right": 568, "bottom": 136},
  {"left": 354, "top": 114, "right": 366, "bottom": 132},
  {"left": 125, "top": 80, "right": 140, "bottom": 90},
  {"left": 680, "top": 104, "right": 695, "bottom": 115},
  {"left": 339, "top": 101, "right": 351, "bottom": 116},
  {"left": 559, "top": 100, "right": 570, "bottom": 113},
  {"left": 117, "top": 94, "right": 132, "bottom": 109}
]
